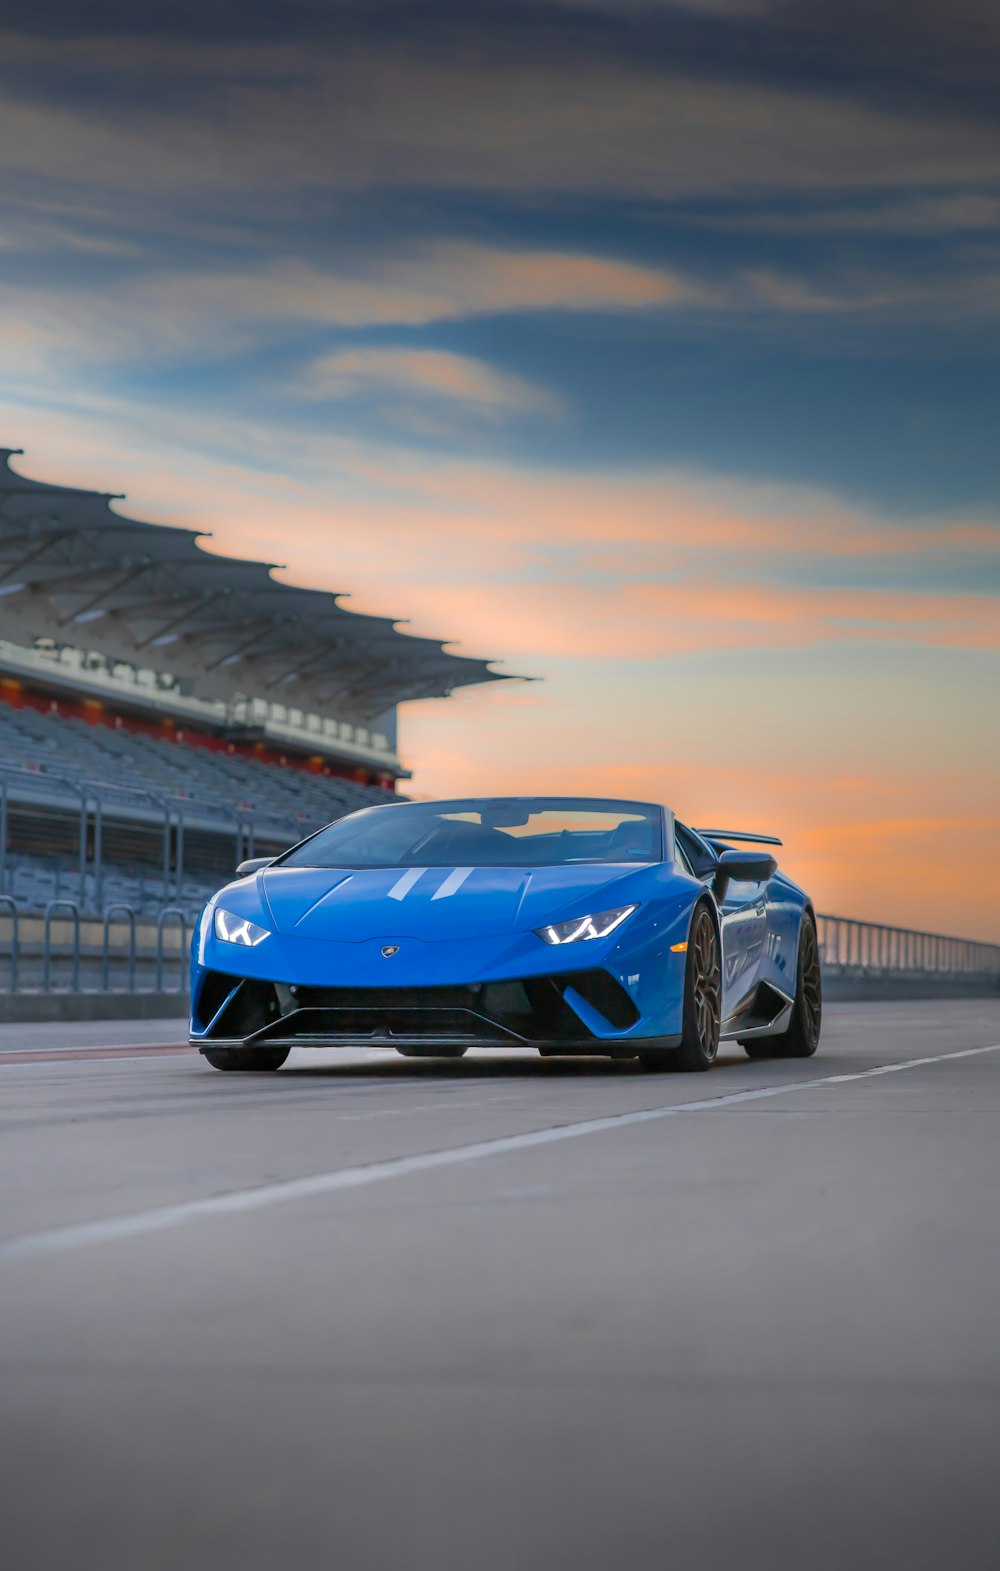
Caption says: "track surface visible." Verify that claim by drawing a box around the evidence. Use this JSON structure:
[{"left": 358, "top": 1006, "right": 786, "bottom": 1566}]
[{"left": 3, "top": 1002, "right": 1000, "bottom": 1571}]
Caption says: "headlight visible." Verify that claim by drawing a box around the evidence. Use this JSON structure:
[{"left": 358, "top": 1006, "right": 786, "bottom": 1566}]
[
  {"left": 536, "top": 905, "right": 637, "bottom": 945},
  {"left": 214, "top": 908, "right": 270, "bottom": 947}
]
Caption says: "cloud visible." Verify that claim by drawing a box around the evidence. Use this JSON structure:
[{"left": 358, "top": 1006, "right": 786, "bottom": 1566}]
[
  {"left": 407, "top": 245, "right": 691, "bottom": 315},
  {"left": 5, "top": 397, "right": 994, "bottom": 662},
  {"left": 129, "top": 244, "right": 691, "bottom": 329},
  {"left": 721, "top": 263, "right": 1000, "bottom": 318},
  {"left": 0, "top": 210, "right": 143, "bottom": 256},
  {"left": 297, "top": 347, "right": 560, "bottom": 420},
  {"left": 0, "top": 243, "right": 694, "bottom": 382},
  {"left": 0, "top": 37, "right": 997, "bottom": 207},
  {"left": 5, "top": 236, "right": 996, "bottom": 410},
  {"left": 392, "top": 578, "right": 1000, "bottom": 661},
  {"left": 692, "top": 192, "right": 1000, "bottom": 237}
]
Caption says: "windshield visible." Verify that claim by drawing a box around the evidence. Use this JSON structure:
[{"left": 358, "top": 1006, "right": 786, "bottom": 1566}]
[{"left": 279, "top": 798, "right": 663, "bottom": 869}]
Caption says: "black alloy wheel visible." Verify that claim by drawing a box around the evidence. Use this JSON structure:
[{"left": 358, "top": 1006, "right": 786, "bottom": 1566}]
[
  {"left": 742, "top": 912, "right": 822, "bottom": 1060},
  {"left": 641, "top": 903, "right": 721, "bottom": 1072}
]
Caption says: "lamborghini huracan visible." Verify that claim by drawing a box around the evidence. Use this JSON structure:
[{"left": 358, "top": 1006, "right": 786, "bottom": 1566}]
[{"left": 190, "top": 796, "right": 822, "bottom": 1072}]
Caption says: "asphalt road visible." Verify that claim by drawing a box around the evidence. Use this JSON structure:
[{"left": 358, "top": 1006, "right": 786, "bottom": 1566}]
[{"left": 3, "top": 1001, "right": 1000, "bottom": 1571}]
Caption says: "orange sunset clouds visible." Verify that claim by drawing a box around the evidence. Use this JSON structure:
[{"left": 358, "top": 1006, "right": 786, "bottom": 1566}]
[{"left": 4, "top": 400, "right": 996, "bottom": 939}]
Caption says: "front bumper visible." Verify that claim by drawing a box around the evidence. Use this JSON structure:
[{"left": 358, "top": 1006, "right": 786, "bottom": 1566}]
[{"left": 190, "top": 968, "right": 679, "bottom": 1056}]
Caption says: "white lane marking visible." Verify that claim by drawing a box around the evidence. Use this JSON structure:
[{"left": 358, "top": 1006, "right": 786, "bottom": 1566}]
[
  {"left": 2, "top": 1042, "right": 997, "bottom": 1263},
  {"left": 387, "top": 868, "right": 423, "bottom": 901},
  {"left": 432, "top": 866, "right": 473, "bottom": 901}
]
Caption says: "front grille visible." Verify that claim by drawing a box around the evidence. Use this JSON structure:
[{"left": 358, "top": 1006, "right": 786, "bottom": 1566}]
[{"left": 196, "top": 968, "right": 639, "bottom": 1045}]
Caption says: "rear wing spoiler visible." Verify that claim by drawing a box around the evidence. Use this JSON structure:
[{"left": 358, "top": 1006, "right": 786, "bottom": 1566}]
[{"left": 694, "top": 828, "right": 783, "bottom": 847}]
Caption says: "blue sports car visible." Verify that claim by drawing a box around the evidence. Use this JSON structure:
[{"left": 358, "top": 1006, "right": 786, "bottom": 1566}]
[{"left": 190, "top": 796, "right": 822, "bottom": 1073}]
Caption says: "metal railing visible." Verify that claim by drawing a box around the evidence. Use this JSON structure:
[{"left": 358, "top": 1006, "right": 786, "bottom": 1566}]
[
  {"left": 42, "top": 899, "right": 80, "bottom": 993},
  {"left": 817, "top": 914, "right": 1000, "bottom": 983},
  {"left": 102, "top": 903, "right": 137, "bottom": 992},
  {"left": 0, "top": 895, "right": 19, "bottom": 992},
  {"left": 0, "top": 898, "right": 193, "bottom": 997},
  {"left": 155, "top": 907, "right": 190, "bottom": 994}
]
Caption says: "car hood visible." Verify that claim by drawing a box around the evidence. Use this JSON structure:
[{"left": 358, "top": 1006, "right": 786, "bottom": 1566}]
[{"left": 260, "top": 863, "right": 644, "bottom": 942}]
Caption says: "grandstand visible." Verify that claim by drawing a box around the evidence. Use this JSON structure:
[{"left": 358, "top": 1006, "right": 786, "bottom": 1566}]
[{"left": 0, "top": 447, "right": 510, "bottom": 922}]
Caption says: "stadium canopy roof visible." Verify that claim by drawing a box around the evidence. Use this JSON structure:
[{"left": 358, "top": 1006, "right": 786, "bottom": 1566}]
[{"left": 0, "top": 448, "right": 515, "bottom": 723}]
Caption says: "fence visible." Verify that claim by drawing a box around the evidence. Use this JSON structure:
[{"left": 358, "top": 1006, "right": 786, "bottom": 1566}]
[
  {"left": 1, "top": 895, "right": 997, "bottom": 1001},
  {"left": 817, "top": 914, "right": 1000, "bottom": 985},
  {"left": 0, "top": 899, "right": 191, "bottom": 997}
]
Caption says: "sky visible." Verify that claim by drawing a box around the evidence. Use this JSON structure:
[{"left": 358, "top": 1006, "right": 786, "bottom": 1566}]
[{"left": 0, "top": 0, "right": 997, "bottom": 939}]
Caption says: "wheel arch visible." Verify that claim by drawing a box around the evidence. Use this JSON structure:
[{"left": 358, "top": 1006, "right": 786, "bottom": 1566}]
[
  {"left": 692, "top": 889, "right": 723, "bottom": 956},
  {"left": 797, "top": 900, "right": 818, "bottom": 966}
]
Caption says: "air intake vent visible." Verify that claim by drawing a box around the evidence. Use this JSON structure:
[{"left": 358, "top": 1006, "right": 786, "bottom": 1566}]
[{"left": 558, "top": 969, "right": 639, "bottom": 1029}]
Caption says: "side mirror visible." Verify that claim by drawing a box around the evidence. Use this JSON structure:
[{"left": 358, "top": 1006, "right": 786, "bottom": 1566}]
[
  {"left": 713, "top": 848, "right": 777, "bottom": 902},
  {"left": 235, "top": 856, "right": 274, "bottom": 878}
]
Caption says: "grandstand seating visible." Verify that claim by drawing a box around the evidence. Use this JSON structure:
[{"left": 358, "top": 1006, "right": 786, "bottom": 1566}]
[
  {"left": 0, "top": 442, "right": 512, "bottom": 939},
  {"left": 0, "top": 705, "right": 397, "bottom": 919},
  {"left": 5, "top": 851, "right": 222, "bottom": 922}
]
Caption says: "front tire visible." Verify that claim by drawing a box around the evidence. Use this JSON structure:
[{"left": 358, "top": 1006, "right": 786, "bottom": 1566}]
[
  {"left": 201, "top": 1046, "right": 290, "bottom": 1072},
  {"left": 640, "top": 904, "right": 721, "bottom": 1072},
  {"left": 742, "top": 913, "right": 822, "bottom": 1060}
]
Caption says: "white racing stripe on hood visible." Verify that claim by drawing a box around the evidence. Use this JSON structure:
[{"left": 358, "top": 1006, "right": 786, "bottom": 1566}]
[
  {"left": 432, "top": 867, "right": 474, "bottom": 901},
  {"left": 387, "top": 868, "right": 423, "bottom": 901}
]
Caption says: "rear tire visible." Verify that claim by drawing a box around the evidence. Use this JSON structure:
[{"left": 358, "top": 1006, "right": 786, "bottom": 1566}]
[
  {"left": 201, "top": 1046, "right": 290, "bottom": 1072},
  {"left": 640, "top": 904, "right": 721, "bottom": 1073},
  {"left": 741, "top": 913, "right": 822, "bottom": 1060}
]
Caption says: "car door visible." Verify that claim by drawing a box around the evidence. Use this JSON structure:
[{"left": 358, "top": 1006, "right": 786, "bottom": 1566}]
[
  {"left": 675, "top": 823, "right": 767, "bottom": 1019},
  {"left": 716, "top": 866, "right": 768, "bottom": 1015}
]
